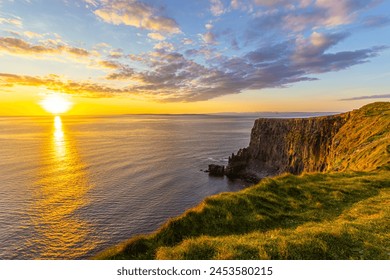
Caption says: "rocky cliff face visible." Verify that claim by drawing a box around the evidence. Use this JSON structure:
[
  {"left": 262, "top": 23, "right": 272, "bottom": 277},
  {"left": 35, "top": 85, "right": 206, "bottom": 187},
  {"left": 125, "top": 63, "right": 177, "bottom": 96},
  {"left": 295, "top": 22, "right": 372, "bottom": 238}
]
[{"left": 226, "top": 102, "right": 390, "bottom": 180}]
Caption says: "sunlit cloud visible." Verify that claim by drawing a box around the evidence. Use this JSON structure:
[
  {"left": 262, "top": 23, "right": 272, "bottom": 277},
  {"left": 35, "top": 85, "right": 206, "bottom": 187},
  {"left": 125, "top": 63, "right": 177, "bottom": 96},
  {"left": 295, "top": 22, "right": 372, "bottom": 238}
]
[
  {"left": 24, "top": 31, "right": 43, "bottom": 39},
  {"left": 0, "top": 37, "right": 91, "bottom": 58},
  {"left": 210, "top": 0, "right": 225, "bottom": 16},
  {"left": 153, "top": 41, "right": 175, "bottom": 51},
  {"left": 91, "top": 0, "right": 181, "bottom": 34},
  {"left": 202, "top": 31, "right": 217, "bottom": 45},
  {"left": 147, "top": 32, "right": 166, "bottom": 41},
  {"left": 0, "top": 72, "right": 135, "bottom": 98},
  {"left": 231, "top": 0, "right": 240, "bottom": 10},
  {"left": 182, "top": 38, "right": 194, "bottom": 45},
  {"left": 0, "top": 16, "right": 22, "bottom": 27},
  {"left": 84, "top": 0, "right": 99, "bottom": 7},
  {"left": 108, "top": 49, "right": 123, "bottom": 58},
  {"left": 96, "top": 60, "right": 123, "bottom": 69}
]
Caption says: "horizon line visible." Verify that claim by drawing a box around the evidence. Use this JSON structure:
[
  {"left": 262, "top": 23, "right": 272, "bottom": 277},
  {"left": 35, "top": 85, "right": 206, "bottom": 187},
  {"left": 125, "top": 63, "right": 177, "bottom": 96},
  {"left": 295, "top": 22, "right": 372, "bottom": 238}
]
[{"left": 0, "top": 111, "right": 342, "bottom": 118}]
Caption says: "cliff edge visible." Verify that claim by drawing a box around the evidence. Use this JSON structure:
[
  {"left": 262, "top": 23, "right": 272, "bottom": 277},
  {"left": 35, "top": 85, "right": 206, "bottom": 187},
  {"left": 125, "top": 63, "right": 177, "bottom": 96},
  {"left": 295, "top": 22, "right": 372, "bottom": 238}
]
[{"left": 226, "top": 102, "right": 390, "bottom": 180}]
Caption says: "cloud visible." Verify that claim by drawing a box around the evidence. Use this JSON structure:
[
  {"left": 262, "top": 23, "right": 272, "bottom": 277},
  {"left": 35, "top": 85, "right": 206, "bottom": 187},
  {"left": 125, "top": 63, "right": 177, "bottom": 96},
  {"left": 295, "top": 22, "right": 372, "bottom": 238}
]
[
  {"left": 292, "top": 32, "right": 387, "bottom": 74},
  {"left": 182, "top": 38, "right": 194, "bottom": 45},
  {"left": 84, "top": 0, "right": 99, "bottom": 7},
  {"left": 23, "top": 31, "right": 44, "bottom": 39},
  {"left": 244, "top": 42, "right": 289, "bottom": 63},
  {"left": 205, "top": 23, "right": 213, "bottom": 30},
  {"left": 202, "top": 31, "right": 217, "bottom": 45},
  {"left": 0, "top": 37, "right": 91, "bottom": 58},
  {"left": 339, "top": 94, "right": 390, "bottom": 101},
  {"left": 104, "top": 33, "right": 384, "bottom": 102},
  {"left": 108, "top": 48, "right": 123, "bottom": 58},
  {"left": 231, "top": 0, "right": 240, "bottom": 9},
  {"left": 0, "top": 72, "right": 135, "bottom": 98},
  {"left": 154, "top": 41, "right": 175, "bottom": 51},
  {"left": 314, "top": 0, "right": 375, "bottom": 27},
  {"left": 147, "top": 32, "right": 166, "bottom": 41},
  {"left": 97, "top": 60, "right": 123, "bottom": 69},
  {"left": 92, "top": 0, "right": 181, "bottom": 34},
  {"left": 185, "top": 47, "right": 216, "bottom": 58},
  {"left": 94, "top": 42, "right": 111, "bottom": 49},
  {"left": 248, "top": 0, "right": 379, "bottom": 36},
  {"left": 292, "top": 32, "right": 349, "bottom": 65},
  {"left": 210, "top": 0, "right": 225, "bottom": 16},
  {"left": 106, "top": 67, "right": 135, "bottom": 80},
  {"left": 0, "top": 16, "right": 22, "bottom": 27},
  {"left": 136, "top": 30, "right": 384, "bottom": 102},
  {"left": 253, "top": 0, "right": 286, "bottom": 6}
]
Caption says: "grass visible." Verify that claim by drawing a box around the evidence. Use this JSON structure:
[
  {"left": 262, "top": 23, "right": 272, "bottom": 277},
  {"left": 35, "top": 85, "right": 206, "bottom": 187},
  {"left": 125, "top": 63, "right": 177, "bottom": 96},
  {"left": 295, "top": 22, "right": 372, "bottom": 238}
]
[
  {"left": 328, "top": 102, "right": 390, "bottom": 171},
  {"left": 96, "top": 166, "right": 390, "bottom": 260}
]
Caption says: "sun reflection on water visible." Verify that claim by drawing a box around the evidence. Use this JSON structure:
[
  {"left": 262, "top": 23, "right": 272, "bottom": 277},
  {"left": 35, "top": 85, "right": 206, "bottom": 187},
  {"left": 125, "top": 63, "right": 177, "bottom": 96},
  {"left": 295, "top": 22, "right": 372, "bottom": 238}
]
[
  {"left": 25, "top": 116, "right": 99, "bottom": 259},
  {"left": 53, "top": 116, "right": 65, "bottom": 158}
]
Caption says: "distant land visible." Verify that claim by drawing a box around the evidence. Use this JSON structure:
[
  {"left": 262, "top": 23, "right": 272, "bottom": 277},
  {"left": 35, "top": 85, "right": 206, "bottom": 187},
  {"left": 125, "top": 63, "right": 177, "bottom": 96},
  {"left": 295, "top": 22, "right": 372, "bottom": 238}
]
[
  {"left": 116, "top": 112, "right": 339, "bottom": 117},
  {"left": 211, "top": 112, "right": 339, "bottom": 117},
  {"left": 96, "top": 102, "right": 390, "bottom": 260}
]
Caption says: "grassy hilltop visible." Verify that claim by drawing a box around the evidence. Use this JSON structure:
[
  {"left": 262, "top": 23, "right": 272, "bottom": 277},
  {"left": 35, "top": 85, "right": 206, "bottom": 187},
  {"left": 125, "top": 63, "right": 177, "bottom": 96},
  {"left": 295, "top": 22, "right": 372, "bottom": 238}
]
[{"left": 96, "top": 102, "right": 390, "bottom": 260}]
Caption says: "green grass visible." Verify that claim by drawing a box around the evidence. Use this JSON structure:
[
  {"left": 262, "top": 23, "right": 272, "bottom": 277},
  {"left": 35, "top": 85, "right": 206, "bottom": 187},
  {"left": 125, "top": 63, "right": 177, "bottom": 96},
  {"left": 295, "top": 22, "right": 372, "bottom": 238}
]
[
  {"left": 328, "top": 102, "right": 390, "bottom": 171},
  {"left": 95, "top": 167, "right": 390, "bottom": 260}
]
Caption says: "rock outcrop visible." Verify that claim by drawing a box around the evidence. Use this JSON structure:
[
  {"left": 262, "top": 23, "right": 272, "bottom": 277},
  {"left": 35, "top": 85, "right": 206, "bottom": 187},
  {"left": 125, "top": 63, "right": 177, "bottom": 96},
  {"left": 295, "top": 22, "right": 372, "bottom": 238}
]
[
  {"left": 226, "top": 102, "right": 390, "bottom": 181},
  {"left": 208, "top": 164, "right": 225, "bottom": 176}
]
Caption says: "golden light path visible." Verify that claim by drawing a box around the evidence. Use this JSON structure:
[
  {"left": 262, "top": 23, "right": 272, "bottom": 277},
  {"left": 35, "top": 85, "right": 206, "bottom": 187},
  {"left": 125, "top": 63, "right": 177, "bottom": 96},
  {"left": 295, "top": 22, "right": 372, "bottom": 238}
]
[{"left": 25, "top": 116, "right": 99, "bottom": 259}]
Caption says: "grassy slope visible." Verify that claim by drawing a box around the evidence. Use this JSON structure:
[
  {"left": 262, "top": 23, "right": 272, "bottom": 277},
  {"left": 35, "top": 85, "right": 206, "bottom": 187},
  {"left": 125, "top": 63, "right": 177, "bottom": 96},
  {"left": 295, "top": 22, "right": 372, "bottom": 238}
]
[
  {"left": 96, "top": 102, "right": 390, "bottom": 260},
  {"left": 97, "top": 167, "right": 390, "bottom": 260},
  {"left": 329, "top": 102, "right": 390, "bottom": 171}
]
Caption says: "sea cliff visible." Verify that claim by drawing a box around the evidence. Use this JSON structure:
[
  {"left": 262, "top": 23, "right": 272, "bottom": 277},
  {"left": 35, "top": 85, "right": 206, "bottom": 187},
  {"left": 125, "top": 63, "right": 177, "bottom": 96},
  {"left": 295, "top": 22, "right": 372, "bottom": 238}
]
[{"left": 226, "top": 102, "right": 390, "bottom": 180}]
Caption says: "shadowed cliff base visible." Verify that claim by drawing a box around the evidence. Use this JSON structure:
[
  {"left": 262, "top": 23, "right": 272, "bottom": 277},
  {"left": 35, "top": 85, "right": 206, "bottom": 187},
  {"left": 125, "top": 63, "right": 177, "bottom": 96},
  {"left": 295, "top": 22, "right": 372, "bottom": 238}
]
[{"left": 96, "top": 102, "right": 390, "bottom": 260}]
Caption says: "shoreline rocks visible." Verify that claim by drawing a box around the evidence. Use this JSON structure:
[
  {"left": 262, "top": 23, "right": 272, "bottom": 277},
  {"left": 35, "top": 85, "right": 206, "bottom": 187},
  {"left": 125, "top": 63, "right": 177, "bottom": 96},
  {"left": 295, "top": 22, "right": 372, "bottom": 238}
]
[{"left": 207, "top": 164, "right": 225, "bottom": 176}]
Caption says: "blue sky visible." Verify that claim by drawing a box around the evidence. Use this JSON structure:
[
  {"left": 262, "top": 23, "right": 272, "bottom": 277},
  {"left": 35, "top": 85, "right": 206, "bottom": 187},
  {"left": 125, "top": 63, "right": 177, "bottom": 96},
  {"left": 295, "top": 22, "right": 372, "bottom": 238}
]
[{"left": 0, "top": 0, "right": 389, "bottom": 114}]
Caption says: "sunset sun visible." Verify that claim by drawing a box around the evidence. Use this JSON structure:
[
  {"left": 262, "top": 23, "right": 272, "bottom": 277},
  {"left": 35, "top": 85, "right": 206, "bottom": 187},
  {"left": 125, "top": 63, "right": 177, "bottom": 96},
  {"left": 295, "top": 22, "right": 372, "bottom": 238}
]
[{"left": 40, "top": 95, "right": 72, "bottom": 114}]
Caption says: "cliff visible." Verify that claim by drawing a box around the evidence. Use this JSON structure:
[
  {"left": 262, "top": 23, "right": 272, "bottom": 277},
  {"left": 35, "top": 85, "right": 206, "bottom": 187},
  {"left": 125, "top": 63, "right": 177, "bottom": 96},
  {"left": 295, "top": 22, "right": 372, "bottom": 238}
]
[{"left": 226, "top": 102, "right": 390, "bottom": 180}]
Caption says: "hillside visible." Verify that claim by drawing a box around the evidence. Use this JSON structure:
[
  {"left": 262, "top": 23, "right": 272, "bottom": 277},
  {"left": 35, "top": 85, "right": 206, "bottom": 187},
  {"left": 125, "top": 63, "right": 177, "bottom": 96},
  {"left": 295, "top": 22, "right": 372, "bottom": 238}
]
[{"left": 96, "top": 102, "right": 390, "bottom": 260}]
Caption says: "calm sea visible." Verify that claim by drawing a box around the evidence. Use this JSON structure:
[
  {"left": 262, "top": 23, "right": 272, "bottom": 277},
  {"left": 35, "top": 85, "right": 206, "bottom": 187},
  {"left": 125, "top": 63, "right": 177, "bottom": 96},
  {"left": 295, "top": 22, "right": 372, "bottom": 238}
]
[{"left": 0, "top": 113, "right": 332, "bottom": 259}]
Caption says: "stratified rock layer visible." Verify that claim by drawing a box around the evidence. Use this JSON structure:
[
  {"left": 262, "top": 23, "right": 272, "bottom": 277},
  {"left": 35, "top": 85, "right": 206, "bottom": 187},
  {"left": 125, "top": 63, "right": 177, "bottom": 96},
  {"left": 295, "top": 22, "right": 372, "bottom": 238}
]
[{"left": 226, "top": 102, "right": 390, "bottom": 180}]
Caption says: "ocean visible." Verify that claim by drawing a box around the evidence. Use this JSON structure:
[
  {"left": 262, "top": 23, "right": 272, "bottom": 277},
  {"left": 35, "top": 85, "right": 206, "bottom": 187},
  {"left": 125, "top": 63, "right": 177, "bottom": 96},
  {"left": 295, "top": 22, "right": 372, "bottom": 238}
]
[{"left": 0, "top": 113, "right": 333, "bottom": 259}]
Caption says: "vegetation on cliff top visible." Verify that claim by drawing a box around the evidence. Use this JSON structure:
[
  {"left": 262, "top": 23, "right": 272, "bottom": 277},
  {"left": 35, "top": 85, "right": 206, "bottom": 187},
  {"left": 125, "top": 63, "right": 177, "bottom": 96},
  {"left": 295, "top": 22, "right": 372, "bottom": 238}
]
[
  {"left": 96, "top": 168, "right": 389, "bottom": 260},
  {"left": 328, "top": 102, "right": 389, "bottom": 171},
  {"left": 96, "top": 102, "right": 390, "bottom": 260}
]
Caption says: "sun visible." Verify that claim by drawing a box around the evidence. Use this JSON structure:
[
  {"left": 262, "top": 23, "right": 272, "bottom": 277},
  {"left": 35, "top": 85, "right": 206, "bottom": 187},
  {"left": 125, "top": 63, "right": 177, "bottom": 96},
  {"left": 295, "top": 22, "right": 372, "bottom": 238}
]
[{"left": 40, "top": 94, "right": 72, "bottom": 115}]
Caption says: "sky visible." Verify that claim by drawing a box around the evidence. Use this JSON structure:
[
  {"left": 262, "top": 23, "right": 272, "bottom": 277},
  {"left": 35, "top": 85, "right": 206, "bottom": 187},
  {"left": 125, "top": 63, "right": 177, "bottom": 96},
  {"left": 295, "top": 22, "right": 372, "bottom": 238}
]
[{"left": 0, "top": 0, "right": 389, "bottom": 115}]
